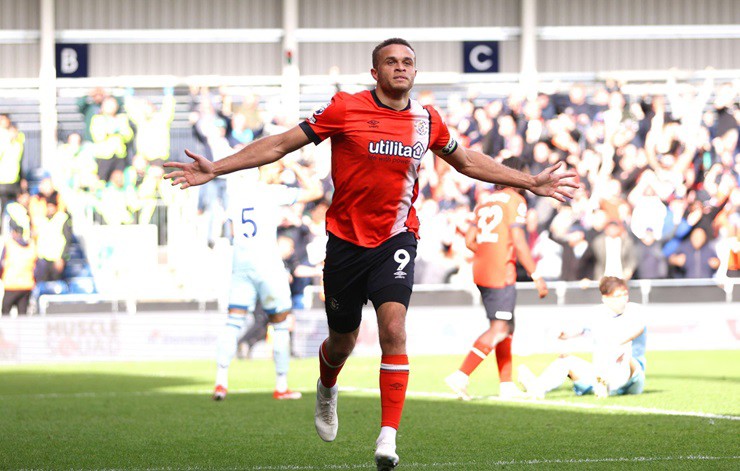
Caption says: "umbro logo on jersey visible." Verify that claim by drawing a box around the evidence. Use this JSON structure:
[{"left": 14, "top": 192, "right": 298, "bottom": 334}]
[
  {"left": 367, "top": 120, "right": 380, "bottom": 128},
  {"left": 368, "top": 140, "right": 425, "bottom": 160}
]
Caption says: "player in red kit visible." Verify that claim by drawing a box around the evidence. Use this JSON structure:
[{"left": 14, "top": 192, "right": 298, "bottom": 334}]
[
  {"left": 164, "top": 39, "right": 576, "bottom": 470},
  {"left": 446, "top": 157, "right": 549, "bottom": 400}
]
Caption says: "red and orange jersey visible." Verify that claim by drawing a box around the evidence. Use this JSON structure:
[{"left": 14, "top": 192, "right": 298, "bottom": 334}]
[
  {"left": 299, "top": 90, "right": 456, "bottom": 248},
  {"left": 471, "top": 188, "right": 527, "bottom": 288}
]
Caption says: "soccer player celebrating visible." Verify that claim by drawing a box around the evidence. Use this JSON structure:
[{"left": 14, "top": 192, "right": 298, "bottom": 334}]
[
  {"left": 213, "top": 161, "right": 322, "bottom": 401},
  {"left": 517, "top": 276, "right": 647, "bottom": 399},
  {"left": 165, "top": 38, "right": 576, "bottom": 470},
  {"left": 445, "top": 157, "right": 549, "bottom": 401}
]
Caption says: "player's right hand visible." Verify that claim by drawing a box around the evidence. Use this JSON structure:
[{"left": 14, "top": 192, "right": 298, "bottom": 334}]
[
  {"left": 163, "top": 149, "right": 216, "bottom": 189},
  {"left": 534, "top": 278, "right": 548, "bottom": 298}
]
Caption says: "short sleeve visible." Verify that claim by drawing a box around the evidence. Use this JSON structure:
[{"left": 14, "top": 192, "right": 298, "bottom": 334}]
[
  {"left": 426, "top": 105, "right": 458, "bottom": 155},
  {"left": 299, "top": 93, "right": 347, "bottom": 145},
  {"left": 509, "top": 195, "right": 527, "bottom": 227}
]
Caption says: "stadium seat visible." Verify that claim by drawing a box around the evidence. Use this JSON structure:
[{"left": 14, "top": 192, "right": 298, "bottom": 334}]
[
  {"left": 35, "top": 280, "right": 70, "bottom": 296},
  {"left": 67, "top": 277, "right": 97, "bottom": 295},
  {"left": 62, "top": 259, "right": 92, "bottom": 278}
]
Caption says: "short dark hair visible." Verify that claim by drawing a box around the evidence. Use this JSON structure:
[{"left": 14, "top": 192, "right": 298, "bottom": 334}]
[
  {"left": 372, "top": 38, "right": 415, "bottom": 69},
  {"left": 501, "top": 157, "right": 528, "bottom": 173},
  {"left": 599, "top": 276, "right": 627, "bottom": 296}
]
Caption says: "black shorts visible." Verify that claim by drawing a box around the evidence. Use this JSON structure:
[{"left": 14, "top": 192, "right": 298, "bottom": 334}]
[
  {"left": 323, "top": 231, "right": 417, "bottom": 333},
  {"left": 478, "top": 284, "right": 517, "bottom": 331}
]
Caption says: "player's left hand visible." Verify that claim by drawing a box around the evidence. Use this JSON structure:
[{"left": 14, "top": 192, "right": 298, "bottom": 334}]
[
  {"left": 534, "top": 278, "right": 549, "bottom": 298},
  {"left": 529, "top": 162, "right": 579, "bottom": 202}
]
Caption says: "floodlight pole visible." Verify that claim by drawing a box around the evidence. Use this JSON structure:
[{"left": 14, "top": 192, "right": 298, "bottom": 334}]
[
  {"left": 39, "top": 0, "right": 58, "bottom": 170},
  {"left": 282, "top": 0, "right": 300, "bottom": 126},
  {"left": 520, "top": 0, "right": 538, "bottom": 100}
]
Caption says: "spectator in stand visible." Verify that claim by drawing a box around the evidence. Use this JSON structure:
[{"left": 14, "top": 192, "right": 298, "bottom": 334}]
[
  {"left": 628, "top": 171, "right": 668, "bottom": 241},
  {"left": 55, "top": 132, "right": 99, "bottom": 194},
  {"left": 551, "top": 221, "right": 594, "bottom": 281},
  {"left": 0, "top": 221, "right": 37, "bottom": 315},
  {"left": 2, "top": 190, "right": 31, "bottom": 240},
  {"left": 191, "top": 88, "right": 235, "bottom": 248},
  {"left": 669, "top": 227, "right": 720, "bottom": 278},
  {"left": 28, "top": 174, "right": 67, "bottom": 234},
  {"left": 483, "top": 113, "right": 518, "bottom": 159},
  {"left": 223, "top": 90, "right": 265, "bottom": 142},
  {"left": 666, "top": 72, "right": 714, "bottom": 138},
  {"left": 713, "top": 188, "right": 740, "bottom": 279},
  {"left": 0, "top": 114, "right": 9, "bottom": 139},
  {"left": 526, "top": 208, "right": 562, "bottom": 280},
  {"left": 123, "top": 154, "right": 161, "bottom": 224},
  {"left": 124, "top": 87, "right": 176, "bottom": 168},
  {"left": 34, "top": 192, "right": 73, "bottom": 284},
  {"left": 633, "top": 228, "right": 668, "bottom": 279},
  {"left": 0, "top": 119, "right": 26, "bottom": 225},
  {"left": 567, "top": 84, "right": 593, "bottom": 118},
  {"left": 90, "top": 96, "right": 134, "bottom": 182},
  {"left": 218, "top": 90, "right": 265, "bottom": 147},
  {"left": 721, "top": 212, "right": 740, "bottom": 278},
  {"left": 597, "top": 178, "right": 630, "bottom": 224},
  {"left": 591, "top": 220, "right": 637, "bottom": 280},
  {"left": 77, "top": 87, "right": 111, "bottom": 142},
  {"left": 95, "top": 169, "right": 135, "bottom": 225},
  {"left": 304, "top": 198, "right": 330, "bottom": 260},
  {"left": 278, "top": 234, "right": 323, "bottom": 310}
]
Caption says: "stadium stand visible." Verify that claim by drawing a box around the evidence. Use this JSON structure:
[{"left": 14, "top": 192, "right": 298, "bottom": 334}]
[{"left": 1, "top": 76, "right": 738, "bottom": 315}]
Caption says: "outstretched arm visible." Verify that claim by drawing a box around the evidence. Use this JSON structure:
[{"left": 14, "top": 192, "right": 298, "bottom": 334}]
[
  {"left": 164, "top": 125, "right": 311, "bottom": 189},
  {"left": 434, "top": 146, "right": 578, "bottom": 202}
]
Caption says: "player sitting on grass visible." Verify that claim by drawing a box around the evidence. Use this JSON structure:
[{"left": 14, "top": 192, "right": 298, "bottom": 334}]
[{"left": 518, "top": 276, "right": 646, "bottom": 399}]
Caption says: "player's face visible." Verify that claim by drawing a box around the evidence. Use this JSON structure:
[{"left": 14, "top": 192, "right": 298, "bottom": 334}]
[
  {"left": 602, "top": 287, "right": 629, "bottom": 314},
  {"left": 372, "top": 44, "right": 417, "bottom": 96}
]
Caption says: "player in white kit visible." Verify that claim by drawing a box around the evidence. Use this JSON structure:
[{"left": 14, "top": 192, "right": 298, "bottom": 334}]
[
  {"left": 213, "top": 159, "right": 323, "bottom": 400},
  {"left": 518, "top": 276, "right": 647, "bottom": 398}
]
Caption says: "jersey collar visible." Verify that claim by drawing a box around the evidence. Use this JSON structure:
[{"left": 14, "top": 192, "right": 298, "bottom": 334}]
[{"left": 371, "top": 89, "right": 411, "bottom": 112}]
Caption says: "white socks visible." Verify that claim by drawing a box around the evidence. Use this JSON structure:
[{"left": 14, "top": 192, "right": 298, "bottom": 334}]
[
  {"left": 377, "top": 426, "right": 397, "bottom": 445},
  {"left": 215, "top": 313, "right": 252, "bottom": 387},
  {"left": 216, "top": 366, "right": 229, "bottom": 389}
]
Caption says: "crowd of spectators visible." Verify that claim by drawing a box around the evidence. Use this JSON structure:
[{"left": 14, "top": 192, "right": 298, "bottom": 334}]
[
  {"left": 413, "top": 76, "right": 740, "bottom": 285},
  {"left": 1, "top": 74, "right": 739, "bottom": 313}
]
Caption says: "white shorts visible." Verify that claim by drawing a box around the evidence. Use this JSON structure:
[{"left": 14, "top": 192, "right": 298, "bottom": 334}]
[
  {"left": 574, "top": 359, "right": 644, "bottom": 396},
  {"left": 228, "top": 264, "right": 292, "bottom": 315}
]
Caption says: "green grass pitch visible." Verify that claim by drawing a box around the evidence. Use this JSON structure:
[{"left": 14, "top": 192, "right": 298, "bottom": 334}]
[{"left": 1, "top": 350, "right": 738, "bottom": 470}]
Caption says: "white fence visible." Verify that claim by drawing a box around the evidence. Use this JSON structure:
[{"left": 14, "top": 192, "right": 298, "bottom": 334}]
[{"left": 1, "top": 301, "right": 737, "bottom": 364}]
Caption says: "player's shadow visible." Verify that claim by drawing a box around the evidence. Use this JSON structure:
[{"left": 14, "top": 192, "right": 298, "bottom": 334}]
[
  {"left": 649, "top": 373, "right": 740, "bottom": 384},
  {"left": 0, "top": 370, "right": 202, "bottom": 396}
]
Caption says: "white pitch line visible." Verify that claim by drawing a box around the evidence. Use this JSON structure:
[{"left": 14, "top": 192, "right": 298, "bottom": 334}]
[
  {"left": 6, "top": 386, "right": 739, "bottom": 421},
  {"left": 18, "top": 455, "right": 740, "bottom": 471},
  {"left": 341, "top": 386, "right": 740, "bottom": 421}
]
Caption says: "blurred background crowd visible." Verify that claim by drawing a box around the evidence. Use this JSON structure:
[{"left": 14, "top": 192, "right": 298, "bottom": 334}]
[{"left": 1, "top": 75, "right": 740, "bottom": 314}]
